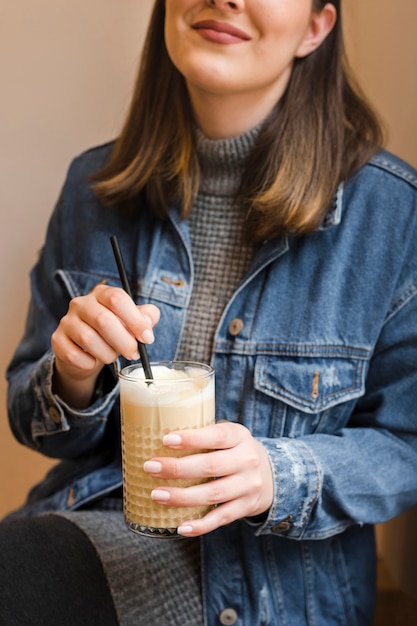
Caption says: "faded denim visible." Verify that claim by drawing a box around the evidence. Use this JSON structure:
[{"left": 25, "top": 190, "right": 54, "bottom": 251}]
[{"left": 6, "top": 144, "right": 417, "bottom": 625}]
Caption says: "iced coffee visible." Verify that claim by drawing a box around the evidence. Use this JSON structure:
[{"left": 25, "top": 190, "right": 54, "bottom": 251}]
[{"left": 119, "top": 361, "right": 215, "bottom": 537}]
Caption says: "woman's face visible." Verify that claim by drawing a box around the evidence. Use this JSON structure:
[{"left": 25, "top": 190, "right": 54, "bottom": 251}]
[{"left": 164, "top": 0, "right": 335, "bottom": 111}]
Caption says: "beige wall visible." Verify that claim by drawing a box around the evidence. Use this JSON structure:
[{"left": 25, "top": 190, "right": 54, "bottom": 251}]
[
  {"left": 344, "top": 0, "right": 417, "bottom": 168},
  {"left": 1, "top": 0, "right": 416, "bottom": 593}
]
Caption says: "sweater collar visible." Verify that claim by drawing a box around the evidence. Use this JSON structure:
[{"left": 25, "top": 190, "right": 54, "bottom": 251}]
[{"left": 195, "top": 125, "right": 261, "bottom": 197}]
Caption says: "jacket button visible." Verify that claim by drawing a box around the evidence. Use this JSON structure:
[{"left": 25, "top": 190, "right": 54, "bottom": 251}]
[
  {"left": 228, "top": 318, "right": 244, "bottom": 336},
  {"left": 219, "top": 608, "right": 238, "bottom": 625},
  {"left": 48, "top": 406, "right": 61, "bottom": 424},
  {"left": 272, "top": 519, "right": 292, "bottom": 533}
]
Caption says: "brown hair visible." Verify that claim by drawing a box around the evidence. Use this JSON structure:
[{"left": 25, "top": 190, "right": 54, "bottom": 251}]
[{"left": 93, "top": 0, "right": 384, "bottom": 241}]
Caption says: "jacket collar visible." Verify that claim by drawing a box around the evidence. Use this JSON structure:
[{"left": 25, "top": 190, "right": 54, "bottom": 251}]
[{"left": 317, "top": 182, "right": 344, "bottom": 231}]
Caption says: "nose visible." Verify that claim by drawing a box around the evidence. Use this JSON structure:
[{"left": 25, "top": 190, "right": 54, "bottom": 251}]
[{"left": 207, "top": 0, "right": 243, "bottom": 10}]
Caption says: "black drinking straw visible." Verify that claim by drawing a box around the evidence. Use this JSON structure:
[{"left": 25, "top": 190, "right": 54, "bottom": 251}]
[{"left": 110, "top": 235, "right": 154, "bottom": 381}]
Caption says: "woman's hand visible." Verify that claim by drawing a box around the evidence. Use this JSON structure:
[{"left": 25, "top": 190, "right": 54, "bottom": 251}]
[
  {"left": 144, "top": 421, "right": 274, "bottom": 537},
  {"left": 51, "top": 283, "right": 160, "bottom": 408}
]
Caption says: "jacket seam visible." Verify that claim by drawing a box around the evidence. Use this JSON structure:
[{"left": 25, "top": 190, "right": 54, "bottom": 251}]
[{"left": 369, "top": 153, "right": 417, "bottom": 189}]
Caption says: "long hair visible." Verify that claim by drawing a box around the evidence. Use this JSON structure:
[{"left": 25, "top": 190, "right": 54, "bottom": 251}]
[{"left": 93, "top": 0, "right": 384, "bottom": 241}]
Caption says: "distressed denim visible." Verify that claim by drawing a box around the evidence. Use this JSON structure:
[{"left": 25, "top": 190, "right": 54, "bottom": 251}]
[{"left": 6, "top": 144, "right": 417, "bottom": 625}]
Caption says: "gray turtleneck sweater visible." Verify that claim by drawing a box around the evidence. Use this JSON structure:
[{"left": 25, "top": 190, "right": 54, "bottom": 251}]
[{"left": 177, "top": 127, "right": 259, "bottom": 364}]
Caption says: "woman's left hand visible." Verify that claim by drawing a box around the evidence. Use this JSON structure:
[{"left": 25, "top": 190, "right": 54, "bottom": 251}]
[{"left": 144, "top": 422, "right": 274, "bottom": 537}]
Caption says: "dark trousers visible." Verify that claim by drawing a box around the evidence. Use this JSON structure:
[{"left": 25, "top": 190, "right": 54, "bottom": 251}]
[{"left": 0, "top": 514, "right": 119, "bottom": 625}]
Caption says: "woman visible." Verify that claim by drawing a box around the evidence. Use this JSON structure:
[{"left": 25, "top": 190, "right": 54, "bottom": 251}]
[{"left": 2, "top": 1, "right": 417, "bottom": 624}]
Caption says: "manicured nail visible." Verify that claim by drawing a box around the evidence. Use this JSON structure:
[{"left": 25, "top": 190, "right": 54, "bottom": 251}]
[
  {"left": 143, "top": 461, "right": 162, "bottom": 473},
  {"left": 163, "top": 434, "right": 182, "bottom": 446},
  {"left": 141, "top": 329, "right": 154, "bottom": 344},
  {"left": 151, "top": 489, "right": 171, "bottom": 502},
  {"left": 177, "top": 525, "right": 193, "bottom": 535}
]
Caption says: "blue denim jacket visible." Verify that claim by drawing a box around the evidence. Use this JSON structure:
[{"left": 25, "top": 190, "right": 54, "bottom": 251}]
[{"left": 6, "top": 144, "right": 417, "bottom": 625}]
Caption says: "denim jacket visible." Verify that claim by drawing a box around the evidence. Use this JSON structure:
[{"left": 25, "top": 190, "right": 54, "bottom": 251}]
[{"left": 6, "top": 144, "right": 417, "bottom": 625}]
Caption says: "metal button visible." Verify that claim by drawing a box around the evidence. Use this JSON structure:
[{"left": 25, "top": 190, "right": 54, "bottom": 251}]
[
  {"left": 272, "top": 519, "right": 292, "bottom": 533},
  {"left": 219, "top": 608, "right": 238, "bottom": 625},
  {"left": 48, "top": 406, "right": 61, "bottom": 424},
  {"left": 228, "top": 318, "right": 244, "bottom": 336}
]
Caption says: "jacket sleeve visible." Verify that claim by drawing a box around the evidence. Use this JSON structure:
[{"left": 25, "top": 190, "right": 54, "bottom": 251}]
[
  {"left": 6, "top": 181, "right": 119, "bottom": 461},
  {"left": 254, "top": 278, "right": 417, "bottom": 540}
]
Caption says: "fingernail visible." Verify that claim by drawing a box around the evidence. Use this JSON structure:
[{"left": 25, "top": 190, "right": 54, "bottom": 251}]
[
  {"left": 151, "top": 489, "right": 171, "bottom": 502},
  {"left": 177, "top": 525, "right": 193, "bottom": 535},
  {"left": 143, "top": 461, "right": 162, "bottom": 473},
  {"left": 163, "top": 434, "right": 182, "bottom": 446},
  {"left": 141, "top": 329, "right": 154, "bottom": 344}
]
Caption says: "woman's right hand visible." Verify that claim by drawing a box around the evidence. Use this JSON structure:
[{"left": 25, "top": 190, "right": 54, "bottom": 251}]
[{"left": 51, "top": 282, "right": 160, "bottom": 408}]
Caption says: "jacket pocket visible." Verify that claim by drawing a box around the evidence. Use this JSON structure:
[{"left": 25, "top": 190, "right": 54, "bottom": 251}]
[
  {"left": 55, "top": 269, "right": 119, "bottom": 299},
  {"left": 252, "top": 347, "right": 370, "bottom": 437},
  {"left": 54, "top": 269, "right": 186, "bottom": 362}
]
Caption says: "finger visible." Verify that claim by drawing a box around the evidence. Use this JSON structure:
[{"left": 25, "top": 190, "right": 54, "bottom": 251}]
[
  {"left": 138, "top": 303, "right": 160, "bottom": 327},
  {"left": 162, "top": 422, "right": 249, "bottom": 452},
  {"left": 151, "top": 474, "right": 246, "bottom": 508},
  {"left": 144, "top": 448, "right": 243, "bottom": 480},
  {"left": 92, "top": 285, "right": 157, "bottom": 344},
  {"left": 67, "top": 294, "right": 141, "bottom": 360},
  {"left": 93, "top": 286, "right": 161, "bottom": 334},
  {"left": 52, "top": 329, "right": 100, "bottom": 373},
  {"left": 56, "top": 307, "right": 125, "bottom": 363},
  {"left": 176, "top": 500, "right": 249, "bottom": 537}
]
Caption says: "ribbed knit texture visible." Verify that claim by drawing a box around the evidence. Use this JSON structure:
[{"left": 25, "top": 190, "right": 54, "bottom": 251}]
[
  {"left": 177, "top": 127, "right": 259, "bottom": 363},
  {"left": 55, "top": 127, "right": 260, "bottom": 625},
  {"left": 56, "top": 510, "right": 202, "bottom": 626}
]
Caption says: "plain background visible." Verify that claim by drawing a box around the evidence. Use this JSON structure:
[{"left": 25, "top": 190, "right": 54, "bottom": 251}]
[{"left": 1, "top": 0, "right": 416, "bottom": 595}]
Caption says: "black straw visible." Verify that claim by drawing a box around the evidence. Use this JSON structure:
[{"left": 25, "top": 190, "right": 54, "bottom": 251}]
[{"left": 110, "top": 235, "right": 153, "bottom": 381}]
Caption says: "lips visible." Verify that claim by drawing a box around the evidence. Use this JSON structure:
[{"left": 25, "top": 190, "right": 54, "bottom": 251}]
[{"left": 192, "top": 20, "right": 252, "bottom": 43}]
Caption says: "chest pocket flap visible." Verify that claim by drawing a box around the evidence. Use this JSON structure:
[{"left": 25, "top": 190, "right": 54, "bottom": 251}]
[{"left": 255, "top": 348, "right": 370, "bottom": 414}]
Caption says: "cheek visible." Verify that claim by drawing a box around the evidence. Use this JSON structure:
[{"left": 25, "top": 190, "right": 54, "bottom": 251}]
[
  {"left": 164, "top": 2, "right": 196, "bottom": 66},
  {"left": 255, "top": 16, "right": 312, "bottom": 65},
  {"left": 254, "top": 0, "right": 312, "bottom": 43},
  {"left": 164, "top": 9, "right": 183, "bottom": 70}
]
